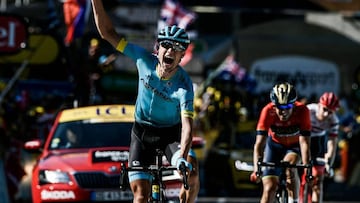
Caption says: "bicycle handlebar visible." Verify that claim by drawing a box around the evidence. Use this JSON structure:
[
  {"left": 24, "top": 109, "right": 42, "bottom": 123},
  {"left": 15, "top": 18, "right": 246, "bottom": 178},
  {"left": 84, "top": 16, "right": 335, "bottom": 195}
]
[
  {"left": 256, "top": 157, "right": 313, "bottom": 182},
  {"left": 119, "top": 162, "right": 128, "bottom": 191},
  {"left": 119, "top": 161, "right": 190, "bottom": 190},
  {"left": 179, "top": 162, "right": 189, "bottom": 190}
]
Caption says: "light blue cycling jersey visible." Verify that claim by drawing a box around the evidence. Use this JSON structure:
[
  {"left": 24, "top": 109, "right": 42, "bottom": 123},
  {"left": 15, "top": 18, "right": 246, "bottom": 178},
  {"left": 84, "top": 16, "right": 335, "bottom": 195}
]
[{"left": 120, "top": 41, "right": 194, "bottom": 127}]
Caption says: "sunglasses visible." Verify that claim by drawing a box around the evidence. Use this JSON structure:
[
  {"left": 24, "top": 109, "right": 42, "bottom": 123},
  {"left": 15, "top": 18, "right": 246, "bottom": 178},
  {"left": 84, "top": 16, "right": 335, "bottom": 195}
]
[
  {"left": 276, "top": 103, "right": 294, "bottom": 110},
  {"left": 159, "top": 40, "right": 185, "bottom": 52}
]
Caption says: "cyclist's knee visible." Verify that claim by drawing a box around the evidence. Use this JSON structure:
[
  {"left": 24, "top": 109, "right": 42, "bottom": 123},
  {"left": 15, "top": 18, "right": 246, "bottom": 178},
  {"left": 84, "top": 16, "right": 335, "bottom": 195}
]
[
  {"left": 188, "top": 165, "right": 200, "bottom": 191},
  {"left": 262, "top": 179, "right": 278, "bottom": 193},
  {"left": 312, "top": 174, "right": 323, "bottom": 187},
  {"left": 179, "top": 190, "right": 186, "bottom": 203},
  {"left": 312, "top": 179, "right": 321, "bottom": 192},
  {"left": 133, "top": 195, "right": 148, "bottom": 203},
  {"left": 181, "top": 186, "right": 199, "bottom": 203},
  {"left": 190, "top": 166, "right": 200, "bottom": 188},
  {"left": 130, "top": 181, "right": 150, "bottom": 203},
  {"left": 286, "top": 168, "right": 298, "bottom": 184},
  {"left": 188, "top": 156, "right": 199, "bottom": 175}
]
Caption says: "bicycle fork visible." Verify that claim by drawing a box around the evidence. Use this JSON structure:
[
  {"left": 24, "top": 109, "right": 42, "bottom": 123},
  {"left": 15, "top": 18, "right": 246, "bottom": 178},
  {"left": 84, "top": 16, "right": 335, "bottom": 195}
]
[
  {"left": 277, "top": 173, "right": 289, "bottom": 203},
  {"left": 151, "top": 152, "right": 163, "bottom": 202}
]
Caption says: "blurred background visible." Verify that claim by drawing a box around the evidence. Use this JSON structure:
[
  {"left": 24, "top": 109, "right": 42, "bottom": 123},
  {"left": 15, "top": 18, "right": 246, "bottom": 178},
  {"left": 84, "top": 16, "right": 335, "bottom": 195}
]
[{"left": 1, "top": 0, "right": 360, "bottom": 202}]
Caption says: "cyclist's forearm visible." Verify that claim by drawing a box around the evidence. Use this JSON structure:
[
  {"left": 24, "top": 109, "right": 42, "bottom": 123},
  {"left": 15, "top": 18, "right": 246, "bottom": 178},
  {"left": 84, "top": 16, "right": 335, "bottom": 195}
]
[
  {"left": 179, "top": 117, "right": 193, "bottom": 158},
  {"left": 299, "top": 135, "right": 311, "bottom": 164},
  {"left": 91, "top": 0, "right": 121, "bottom": 47},
  {"left": 253, "top": 151, "right": 260, "bottom": 172},
  {"left": 325, "top": 137, "right": 338, "bottom": 166},
  {"left": 253, "top": 135, "right": 266, "bottom": 170}
]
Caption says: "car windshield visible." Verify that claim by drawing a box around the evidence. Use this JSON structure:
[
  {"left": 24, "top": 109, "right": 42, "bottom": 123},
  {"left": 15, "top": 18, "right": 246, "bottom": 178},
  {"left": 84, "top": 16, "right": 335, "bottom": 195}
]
[{"left": 48, "top": 121, "right": 133, "bottom": 150}]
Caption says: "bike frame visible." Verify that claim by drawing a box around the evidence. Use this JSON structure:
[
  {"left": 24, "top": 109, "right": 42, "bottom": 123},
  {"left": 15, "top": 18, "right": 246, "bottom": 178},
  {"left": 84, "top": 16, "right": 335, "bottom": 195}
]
[
  {"left": 300, "top": 157, "right": 329, "bottom": 203},
  {"left": 120, "top": 149, "right": 189, "bottom": 203},
  {"left": 256, "top": 158, "right": 313, "bottom": 203}
]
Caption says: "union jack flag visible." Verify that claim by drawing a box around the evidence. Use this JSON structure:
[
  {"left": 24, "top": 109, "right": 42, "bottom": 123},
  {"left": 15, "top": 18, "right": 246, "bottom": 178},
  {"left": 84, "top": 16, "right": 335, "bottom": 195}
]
[{"left": 158, "top": 0, "right": 196, "bottom": 30}]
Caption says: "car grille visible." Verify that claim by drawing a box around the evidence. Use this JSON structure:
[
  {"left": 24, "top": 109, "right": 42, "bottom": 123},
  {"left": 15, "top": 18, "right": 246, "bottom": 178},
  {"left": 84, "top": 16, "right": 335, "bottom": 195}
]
[{"left": 74, "top": 172, "right": 120, "bottom": 189}]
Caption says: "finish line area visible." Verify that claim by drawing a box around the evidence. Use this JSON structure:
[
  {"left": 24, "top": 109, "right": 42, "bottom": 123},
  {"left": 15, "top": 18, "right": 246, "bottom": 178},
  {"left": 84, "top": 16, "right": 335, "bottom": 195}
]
[{"left": 196, "top": 197, "right": 357, "bottom": 203}]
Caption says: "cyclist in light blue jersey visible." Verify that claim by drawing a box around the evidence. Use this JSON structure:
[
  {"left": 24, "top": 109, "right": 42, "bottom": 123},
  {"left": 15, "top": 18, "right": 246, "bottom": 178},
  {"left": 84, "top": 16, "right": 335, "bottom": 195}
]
[
  {"left": 91, "top": 1, "right": 199, "bottom": 203},
  {"left": 125, "top": 42, "right": 194, "bottom": 127}
]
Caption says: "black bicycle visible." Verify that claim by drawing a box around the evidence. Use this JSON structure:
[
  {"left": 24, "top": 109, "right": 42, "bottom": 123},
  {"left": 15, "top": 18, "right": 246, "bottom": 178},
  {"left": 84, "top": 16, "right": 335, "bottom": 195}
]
[
  {"left": 120, "top": 149, "right": 189, "bottom": 203},
  {"left": 256, "top": 157, "right": 313, "bottom": 203}
]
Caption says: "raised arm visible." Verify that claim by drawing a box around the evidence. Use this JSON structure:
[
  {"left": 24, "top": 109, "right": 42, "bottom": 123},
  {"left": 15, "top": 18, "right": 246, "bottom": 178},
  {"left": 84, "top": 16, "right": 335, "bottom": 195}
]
[{"left": 91, "top": 0, "right": 122, "bottom": 48}]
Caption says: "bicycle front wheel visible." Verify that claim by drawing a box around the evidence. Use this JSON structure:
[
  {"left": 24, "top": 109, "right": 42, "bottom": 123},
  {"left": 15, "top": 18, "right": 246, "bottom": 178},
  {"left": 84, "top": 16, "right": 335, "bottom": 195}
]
[
  {"left": 302, "top": 181, "right": 312, "bottom": 203},
  {"left": 276, "top": 188, "right": 289, "bottom": 203}
]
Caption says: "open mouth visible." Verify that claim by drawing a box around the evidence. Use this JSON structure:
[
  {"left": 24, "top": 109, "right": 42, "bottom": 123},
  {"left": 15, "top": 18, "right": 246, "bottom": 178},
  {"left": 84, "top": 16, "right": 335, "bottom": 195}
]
[{"left": 164, "top": 56, "right": 174, "bottom": 64}]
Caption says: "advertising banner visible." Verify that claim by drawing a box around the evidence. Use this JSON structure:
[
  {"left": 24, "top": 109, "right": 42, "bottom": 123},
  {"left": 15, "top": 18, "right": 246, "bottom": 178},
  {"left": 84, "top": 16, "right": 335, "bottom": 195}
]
[
  {"left": 249, "top": 55, "right": 340, "bottom": 97},
  {"left": 0, "top": 34, "right": 59, "bottom": 64},
  {"left": 0, "top": 14, "right": 28, "bottom": 54}
]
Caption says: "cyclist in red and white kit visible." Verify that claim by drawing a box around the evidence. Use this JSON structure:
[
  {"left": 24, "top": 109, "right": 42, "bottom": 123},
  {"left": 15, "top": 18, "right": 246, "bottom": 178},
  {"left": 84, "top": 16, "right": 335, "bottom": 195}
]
[
  {"left": 299, "top": 92, "right": 340, "bottom": 203},
  {"left": 251, "top": 82, "right": 311, "bottom": 203}
]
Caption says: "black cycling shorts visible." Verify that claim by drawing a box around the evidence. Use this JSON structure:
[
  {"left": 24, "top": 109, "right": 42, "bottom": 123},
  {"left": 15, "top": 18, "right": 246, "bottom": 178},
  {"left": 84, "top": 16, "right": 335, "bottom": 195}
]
[{"left": 128, "top": 121, "right": 181, "bottom": 167}]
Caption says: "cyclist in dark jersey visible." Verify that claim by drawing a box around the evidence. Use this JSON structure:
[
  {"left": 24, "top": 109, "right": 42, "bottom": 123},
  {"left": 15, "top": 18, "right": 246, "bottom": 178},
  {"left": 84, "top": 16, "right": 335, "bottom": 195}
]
[
  {"left": 91, "top": 1, "right": 199, "bottom": 203},
  {"left": 251, "top": 82, "right": 311, "bottom": 203}
]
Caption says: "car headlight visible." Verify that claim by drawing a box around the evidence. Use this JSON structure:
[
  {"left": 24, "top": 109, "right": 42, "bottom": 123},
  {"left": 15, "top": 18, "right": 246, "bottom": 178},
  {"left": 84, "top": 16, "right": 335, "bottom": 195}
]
[{"left": 39, "top": 170, "right": 71, "bottom": 184}]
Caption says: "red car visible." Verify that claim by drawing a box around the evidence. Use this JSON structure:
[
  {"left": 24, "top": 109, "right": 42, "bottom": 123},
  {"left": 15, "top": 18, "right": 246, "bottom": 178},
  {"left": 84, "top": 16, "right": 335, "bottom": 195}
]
[{"left": 24, "top": 104, "right": 203, "bottom": 203}]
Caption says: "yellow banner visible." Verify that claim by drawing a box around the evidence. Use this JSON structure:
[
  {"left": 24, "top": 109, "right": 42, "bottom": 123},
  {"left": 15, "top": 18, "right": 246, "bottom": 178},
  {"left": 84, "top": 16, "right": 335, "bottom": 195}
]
[
  {"left": 59, "top": 105, "right": 135, "bottom": 123},
  {"left": 0, "top": 34, "right": 59, "bottom": 64}
]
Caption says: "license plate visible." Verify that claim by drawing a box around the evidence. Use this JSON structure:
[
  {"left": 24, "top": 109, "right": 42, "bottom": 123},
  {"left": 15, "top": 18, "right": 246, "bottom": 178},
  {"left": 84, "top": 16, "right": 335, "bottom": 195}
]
[{"left": 92, "top": 190, "right": 133, "bottom": 201}]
